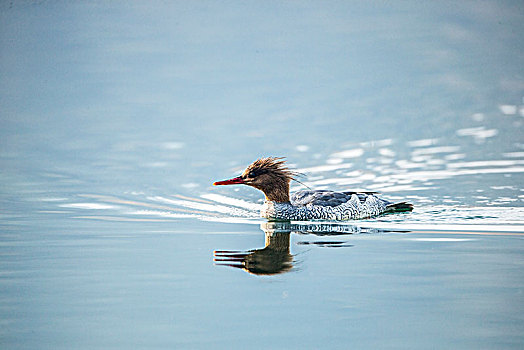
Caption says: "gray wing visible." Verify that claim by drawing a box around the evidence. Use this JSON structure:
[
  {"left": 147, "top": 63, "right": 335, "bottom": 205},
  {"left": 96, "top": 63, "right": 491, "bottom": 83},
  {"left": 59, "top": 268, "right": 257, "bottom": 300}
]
[{"left": 291, "top": 190, "right": 376, "bottom": 207}]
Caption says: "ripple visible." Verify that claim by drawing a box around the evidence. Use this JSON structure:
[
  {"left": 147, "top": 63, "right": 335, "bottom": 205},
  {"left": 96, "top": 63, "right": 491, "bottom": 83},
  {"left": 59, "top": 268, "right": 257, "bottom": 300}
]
[
  {"left": 503, "top": 152, "right": 524, "bottom": 158},
  {"left": 456, "top": 127, "right": 498, "bottom": 140},
  {"left": 148, "top": 195, "right": 258, "bottom": 218},
  {"left": 407, "top": 138, "right": 439, "bottom": 147},
  {"left": 297, "top": 163, "right": 353, "bottom": 173},
  {"left": 499, "top": 104, "right": 518, "bottom": 115},
  {"left": 447, "top": 160, "right": 524, "bottom": 168},
  {"left": 330, "top": 148, "right": 364, "bottom": 159},
  {"left": 60, "top": 203, "right": 116, "bottom": 210},
  {"left": 409, "top": 238, "right": 476, "bottom": 242},
  {"left": 411, "top": 146, "right": 461, "bottom": 156},
  {"left": 200, "top": 193, "right": 261, "bottom": 211}
]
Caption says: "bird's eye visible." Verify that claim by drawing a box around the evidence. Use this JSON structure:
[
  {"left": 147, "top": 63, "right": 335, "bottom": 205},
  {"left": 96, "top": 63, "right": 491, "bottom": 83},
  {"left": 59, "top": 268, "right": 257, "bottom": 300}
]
[{"left": 248, "top": 171, "right": 257, "bottom": 178}]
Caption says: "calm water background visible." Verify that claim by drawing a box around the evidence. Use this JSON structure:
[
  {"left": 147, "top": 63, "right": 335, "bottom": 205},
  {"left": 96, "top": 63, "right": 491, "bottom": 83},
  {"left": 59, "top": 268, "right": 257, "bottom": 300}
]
[{"left": 1, "top": 1, "right": 524, "bottom": 349}]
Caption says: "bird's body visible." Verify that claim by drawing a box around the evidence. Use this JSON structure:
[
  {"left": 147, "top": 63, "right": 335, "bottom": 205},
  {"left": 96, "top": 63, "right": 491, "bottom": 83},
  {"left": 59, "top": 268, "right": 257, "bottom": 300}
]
[
  {"left": 214, "top": 157, "right": 412, "bottom": 221},
  {"left": 264, "top": 190, "right": 393, "bottom": 221}
]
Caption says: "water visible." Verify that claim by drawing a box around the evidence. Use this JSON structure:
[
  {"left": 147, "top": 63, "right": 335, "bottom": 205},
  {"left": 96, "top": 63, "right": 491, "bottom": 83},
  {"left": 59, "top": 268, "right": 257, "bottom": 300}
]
[{"left": 1, "top": 1, "right": 524, "bottom": 349}]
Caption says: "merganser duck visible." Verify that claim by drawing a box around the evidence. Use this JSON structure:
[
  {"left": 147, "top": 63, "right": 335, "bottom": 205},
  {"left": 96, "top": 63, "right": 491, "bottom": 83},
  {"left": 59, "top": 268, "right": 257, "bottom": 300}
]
[{"left": 213, "top": 157, "right": 413, "bottom": 221}]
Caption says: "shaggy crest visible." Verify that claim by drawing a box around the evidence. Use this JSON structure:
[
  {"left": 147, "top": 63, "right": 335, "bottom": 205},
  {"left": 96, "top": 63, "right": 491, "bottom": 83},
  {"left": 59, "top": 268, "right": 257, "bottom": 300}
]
[{"left": 244, "top": 157, "right": 300, "bottom": 183}]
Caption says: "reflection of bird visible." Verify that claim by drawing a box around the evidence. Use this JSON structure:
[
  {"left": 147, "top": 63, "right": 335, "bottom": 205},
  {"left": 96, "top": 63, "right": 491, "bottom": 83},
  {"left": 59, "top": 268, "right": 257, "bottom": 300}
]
[
  {"left": 214, "top": 157, "right": 413, "bottom": 221},
  {"left": 214, "top": 222, "right": 293, "bottom": 275}
]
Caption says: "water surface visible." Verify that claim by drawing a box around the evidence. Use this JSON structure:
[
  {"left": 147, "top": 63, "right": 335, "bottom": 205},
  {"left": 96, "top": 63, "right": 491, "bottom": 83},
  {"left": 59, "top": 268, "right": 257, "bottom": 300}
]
[{"left": 1, "top": 2, "right": 523, "bottom": 349}]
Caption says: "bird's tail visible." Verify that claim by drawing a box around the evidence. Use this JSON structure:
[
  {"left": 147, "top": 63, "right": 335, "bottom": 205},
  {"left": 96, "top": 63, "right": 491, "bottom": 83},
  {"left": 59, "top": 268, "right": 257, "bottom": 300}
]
[{"left": 385, "top": 202, "right": 413, "bottom": 213}]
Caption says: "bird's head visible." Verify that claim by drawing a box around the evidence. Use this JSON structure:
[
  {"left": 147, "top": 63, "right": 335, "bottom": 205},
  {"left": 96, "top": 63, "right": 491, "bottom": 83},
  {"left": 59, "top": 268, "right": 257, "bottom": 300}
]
[{"left": 213, "top": 157, "right": 299, "bottom": 202}]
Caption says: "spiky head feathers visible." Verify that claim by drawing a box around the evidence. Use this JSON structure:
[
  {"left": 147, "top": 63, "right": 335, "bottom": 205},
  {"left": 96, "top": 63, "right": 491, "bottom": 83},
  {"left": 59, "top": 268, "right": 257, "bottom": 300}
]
[
  {"left": 242, "top": 157, "right": 298, "bottom": 183},
  {"left": 214, "top": 157, "right": 299, "bottom": 202},
  {"left": 239, "top": 157, "right": 299, "bottom": 202}
]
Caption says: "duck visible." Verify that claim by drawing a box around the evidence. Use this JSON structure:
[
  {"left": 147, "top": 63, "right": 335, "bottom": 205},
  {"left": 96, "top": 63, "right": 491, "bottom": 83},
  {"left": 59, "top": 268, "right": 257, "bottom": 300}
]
[{"left": 213, "top": 157, "right": 413, "bottom": 221}]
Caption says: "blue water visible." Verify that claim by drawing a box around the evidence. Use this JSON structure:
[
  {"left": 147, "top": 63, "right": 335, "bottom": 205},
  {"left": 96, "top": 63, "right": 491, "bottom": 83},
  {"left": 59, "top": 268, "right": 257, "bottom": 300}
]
[{"left": 1, "top": 2, "right": 524, "bottom": 349}]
